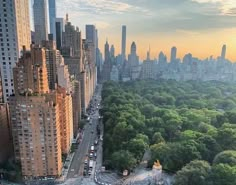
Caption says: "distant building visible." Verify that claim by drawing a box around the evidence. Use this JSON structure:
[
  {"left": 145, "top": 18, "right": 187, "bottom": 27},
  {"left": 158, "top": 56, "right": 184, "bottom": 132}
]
[
  {"left": 121, "top": 26, "right": 127, "bottom": 63},
  {"left": 102, "top": 41, "right": 112, "bottom": 81},
  {"left": 140, "top": 52, "right": 158, "bottom": 79},
  {"left": 221, "top": 44, "right": 226, "bottom": 60},
  {"left": 48, "top": 0, "right": 56, "bottom": 40},
  {"left": 33, "top": 0, "right": 49, "bottom": 44},
  {"left": 86, "top": 25, "right": 96, "bottom": 47},
  {"left": 110, "top": 66, "right": 119, "bottom": 82},
  {"left": 126, "top": 42, "right": 140, "bottom": 80},
  {"left": 170, "top": 46, "right": 177, "bottom": 63},
  {"left": 62, "top": 16, "right": 82, "bottom": 58},
  {"left": 0, "top": 0, "right": 31, "bottom": 102},
  {"left": 55, "top": 18, "right": 65, "bottom": 50}
]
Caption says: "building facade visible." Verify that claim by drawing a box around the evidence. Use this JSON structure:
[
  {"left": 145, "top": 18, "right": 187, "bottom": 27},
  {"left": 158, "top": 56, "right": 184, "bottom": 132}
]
[
  {"left": 9, "top": 95, "right": 62, "bottom": 177},
  {"left": 0, "top": 0, "right": 31, "bottom": 102},
  {"left": 0, "top": 71, "right": 3, "bottom": 103},
  {"left": 9, "top": 45, "right": 73, "bottom": 178},
  {"left": 0, "top": 104, "right": 12, "bottom": 163}
]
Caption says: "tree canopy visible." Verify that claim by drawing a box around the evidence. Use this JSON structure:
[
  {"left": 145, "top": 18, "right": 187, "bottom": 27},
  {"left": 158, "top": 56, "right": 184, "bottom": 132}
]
[{"left": 101, "top": 80, "right": 236, "bottom": 183}]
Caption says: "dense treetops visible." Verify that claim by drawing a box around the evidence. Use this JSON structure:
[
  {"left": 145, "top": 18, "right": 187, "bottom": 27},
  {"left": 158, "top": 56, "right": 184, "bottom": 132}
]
[{"left": 101, "top": 80, "right": 236, "bottom": 183}]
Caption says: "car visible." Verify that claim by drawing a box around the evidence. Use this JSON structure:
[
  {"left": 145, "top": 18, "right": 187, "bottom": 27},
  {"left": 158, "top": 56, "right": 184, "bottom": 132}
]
[
  {"left": 89, "top": 153, "right": 93, "bottom": 158},
  {"left": 88, "top": 170, "right": 92, "bottom": 175},
  {"left": 84, "top": 159, "right": 88, "bottom": 164},
  {"left": 94, "top": 153, "right": 97, "bottom": 158},
  {"left": 71, "top": 169, "right": 75, "bottom": 172},
  {"left": 94, "top": 140, "right": 98, "bottom": 145}
]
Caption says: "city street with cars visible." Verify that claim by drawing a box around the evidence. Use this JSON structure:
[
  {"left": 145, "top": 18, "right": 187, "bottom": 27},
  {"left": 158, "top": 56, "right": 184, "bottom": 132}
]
[{"left": 64, "top": 85, "right": 103, "bottom": 184}]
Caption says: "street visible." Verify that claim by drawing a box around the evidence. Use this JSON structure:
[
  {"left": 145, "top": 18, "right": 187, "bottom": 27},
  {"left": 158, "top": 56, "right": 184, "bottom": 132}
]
[{"left": 66, "top": 85, "right": 102, "bottom": 181}]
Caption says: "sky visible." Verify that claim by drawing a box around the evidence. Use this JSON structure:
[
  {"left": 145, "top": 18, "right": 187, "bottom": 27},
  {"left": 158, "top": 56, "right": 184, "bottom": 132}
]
[{"left": 54, "top": 0, "right": 236, "bottom": 61}]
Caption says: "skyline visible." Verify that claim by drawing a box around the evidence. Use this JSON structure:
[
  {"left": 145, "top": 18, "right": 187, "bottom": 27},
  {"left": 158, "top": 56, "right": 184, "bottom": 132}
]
[{"left": 54, "top": 0, "right": 236, "bottom": 61}]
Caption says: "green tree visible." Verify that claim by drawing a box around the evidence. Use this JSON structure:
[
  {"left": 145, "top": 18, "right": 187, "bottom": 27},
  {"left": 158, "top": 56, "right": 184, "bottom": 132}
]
[
  {"left": 213, "top": 150, "right": 236, "bottom": 166},
  {"left": 174, "top": 160, "right": 211, "bottom": 185},
  {"left": 111, "top": 150, "right": 137, "bottom": 172},
  {"left": 207, "top": 164, "right": 236, "bottom": 185},
  {"left": 152, "top": 132, "right": 165, "bottom": 144}
]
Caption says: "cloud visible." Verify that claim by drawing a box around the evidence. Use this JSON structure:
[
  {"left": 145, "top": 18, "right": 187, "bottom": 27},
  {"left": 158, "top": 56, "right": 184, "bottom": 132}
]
[
  {"left": 56, "top": 0, "right": 236, "bottom": 35},
  {"left": 192, "top": 0, "right": 236, "bottom": 15},
  {"left": 57, "top": 0, "right": 148, "bottom": 16},
  {"left": 93, "top": 21, "right": 110, "bottom": 30}
]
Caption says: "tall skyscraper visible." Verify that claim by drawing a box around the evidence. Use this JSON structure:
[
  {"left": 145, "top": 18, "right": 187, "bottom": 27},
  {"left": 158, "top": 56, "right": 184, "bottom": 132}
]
[
  {"left": 104, "top": 41, "right": 110, "bottom": 63},
  {"left": 102, "top": 41, "right": 112, "bottom": 81},
  {"left": 62, "top": 18, "right": 82, "bottom": 58},
  {"left": 0, "top": 0, "right": 31, "bottom": 102},
  {"left": 121, "top": 25, "right": 126, "bottom": 63},
  {"left": 170, "top": 46, "right": 177, "bottom": 62},
  {"left": 128, "top": 42, "right": 139, "bottom": 67},
  {"left": 55, "top": 18, "right": 65, "bottom": 50},
  {"left": 110, "top": 45, "right": 115, "bottom": 58},
  {"left": 86, "top": 25, "right": 97, "bottom": 86},
  {"left": 33, "top": 0, "right": 48, "bottom": 44},
  {"left": 86, "top": 25, "right": 96, "bottom": 47},
  {"left": 221, "top": 44, "right": 226, "bottom": 60},
  {"left": 48, "top": 0, "right": 56, "bottom": 40}
]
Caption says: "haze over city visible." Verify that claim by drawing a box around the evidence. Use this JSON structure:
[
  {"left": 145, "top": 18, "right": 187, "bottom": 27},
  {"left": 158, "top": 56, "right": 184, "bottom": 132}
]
[{"left": 53, "top": 0, "right": 236, "bottom": 61}]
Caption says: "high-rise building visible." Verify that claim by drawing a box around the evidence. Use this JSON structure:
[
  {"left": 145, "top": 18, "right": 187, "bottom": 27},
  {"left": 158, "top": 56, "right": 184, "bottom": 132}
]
[
  {"left": 86, "top": 25, "right": 96, "bottom": 48},
  {"left": 9, "top": 45, "right": 73, "bottom": 178},
  {"left": 121, "top": 25, "right": 126, "bottom": 63},
  {"left": 33, "top": 0, "right": 48, "bottom": 44},
  {"left": 62, "top": 17, "right": 82, "bottom": 58},
  {"left": 86, "top": 25, "right": 97, "bottom": 87},
  {"left": 128, "top": 42, "right": 140, "bottom": 80},
  {"left": 170, "top": 46, "right": 177, "bottom": 62},
  {"left": 9, "top": 95, "right": 63, "bottom": 177},
  {"left": 0, "top": 104, "right": 12, "bottom": 163},
  {"left": 102, "top": 41, "right": 113, "bottom": 82},
  {"left": 42, "top": 40, "right": 64, "bottom": 90},
  {"left": 48, "top": 0, "right": 56, "bottom": 40},
  {"left": 0, "top": 0, "right": 31, "bottom": 102},
  {"left": 110, "top": 45, "right": 115, "bottom": 58},
  {"left": 128, "top": 42, "right": 139, "bottom": 67},
  {"left": 55, "top": 18, "right": 65, "bottom": 50},
  {"left": 221, "top": 44, "right": 226, "bottom": 60},
  {"left": 13, "top": 46, "right": 49, "bottom": 95}
]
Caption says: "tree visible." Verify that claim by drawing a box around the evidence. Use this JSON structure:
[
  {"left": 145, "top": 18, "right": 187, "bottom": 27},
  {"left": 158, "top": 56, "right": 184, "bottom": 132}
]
[
  {"left": 213, "top": 151, "right": 236, "bottom": 166},
  {"left": 216, "top": 127, "right": 236, "bottom": 150},
  {"left": 152, "top": 132, "right": 165, "bottom": 144},
  {"left": 128, "top": 138, "right": 148, "bottom": 160},
  {"left": 174, "top": 160, "right": 211, "bottom": 185},
  {"left": 207, "top": 164, "right": 236, "bottom": 185},
  {"left": 111, "top": 150, "right": 137, "bottom": 172}
]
